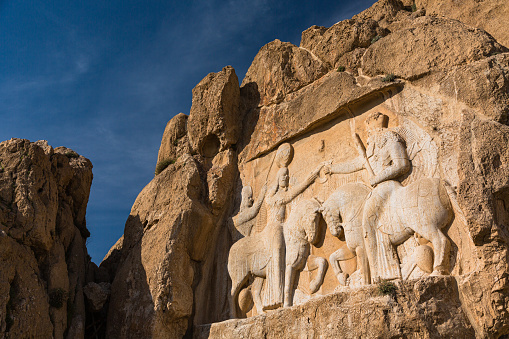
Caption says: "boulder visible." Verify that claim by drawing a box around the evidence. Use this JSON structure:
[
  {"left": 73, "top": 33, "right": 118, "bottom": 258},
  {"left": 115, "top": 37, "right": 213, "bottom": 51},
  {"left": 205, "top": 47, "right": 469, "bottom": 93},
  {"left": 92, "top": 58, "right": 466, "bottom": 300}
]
[
  {"left": 300, "top": 18, "right": 387, "bottom": 70},
  {"left": 157, "top": 113, "right": 189, "bottom": 165},
  {"left": 187, "top": 66, "right": 241, "bottom": 156},
  {"left": 361, "top": 16, "right": 506, "bottom": 80},
  {"left": 241, "top": 39, "right": 328, "bottom": 107},
  {"left": 84, "top": 282, "right": 111, "bottom": 312},
  {"left": 416, "top": 0, "right": 509, "bottom": 48}
]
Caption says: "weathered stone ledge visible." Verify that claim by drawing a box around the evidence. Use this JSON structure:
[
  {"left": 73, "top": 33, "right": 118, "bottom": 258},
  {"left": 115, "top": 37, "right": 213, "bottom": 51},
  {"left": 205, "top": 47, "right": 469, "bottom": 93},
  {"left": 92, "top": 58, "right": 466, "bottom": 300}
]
[{"left": 194, "top": 276, "right": 475, "bottom": 339}]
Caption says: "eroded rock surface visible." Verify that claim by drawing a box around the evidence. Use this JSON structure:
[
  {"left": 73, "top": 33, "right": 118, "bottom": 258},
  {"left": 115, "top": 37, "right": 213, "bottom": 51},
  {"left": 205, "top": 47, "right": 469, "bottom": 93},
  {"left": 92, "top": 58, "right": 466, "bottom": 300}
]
[
  {"left": 0, "top": 139, "right": 93, "bottom": 339},
  {"left": 103, "top": 0, "right": 509, "bottom": 338},
  {"left": 415, "top": 0, "right": 509, "bottom": 48},
  {"left": 242, "top": 39, "right": 328, "bottom": 107},
  {"left": 195, "top": 277, "right": 474, "bottom": 339},
  {"left": 361, "top": 16, "right": 506, "bottom": 80}
]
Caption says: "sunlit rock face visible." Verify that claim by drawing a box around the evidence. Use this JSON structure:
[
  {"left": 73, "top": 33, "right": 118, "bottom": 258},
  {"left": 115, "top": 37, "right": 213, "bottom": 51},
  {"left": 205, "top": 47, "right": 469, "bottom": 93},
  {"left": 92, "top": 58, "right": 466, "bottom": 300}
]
[
  {"left": 0, "top": 139, "right": 93, "bottom": 339},
  {"left": 103, "top": 0, "right": 509, "bottom": 338}
]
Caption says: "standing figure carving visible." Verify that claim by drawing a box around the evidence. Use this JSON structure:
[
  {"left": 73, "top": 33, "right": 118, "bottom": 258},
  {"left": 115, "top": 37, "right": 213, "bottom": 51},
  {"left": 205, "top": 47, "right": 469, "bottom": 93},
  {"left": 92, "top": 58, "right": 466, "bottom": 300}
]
[
  {"left": 261, "top": 143, "right": 322, "bottom": 310},
  {"left": 227, "top": 143, "right": 323, "bottom": 317}
]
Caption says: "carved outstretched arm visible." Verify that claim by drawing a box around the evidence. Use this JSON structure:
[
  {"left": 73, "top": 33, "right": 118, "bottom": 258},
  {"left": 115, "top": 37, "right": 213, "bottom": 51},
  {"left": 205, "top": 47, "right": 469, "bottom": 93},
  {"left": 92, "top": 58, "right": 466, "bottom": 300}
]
[
  {"left": 369, "top": 140, "right": 410, "bottom": 186},
  {"left": 281, "top": 165, "right": 323, "bottom": 204},
  {"left": 329, "top": 156, "right": 365, "bottom": 174}
]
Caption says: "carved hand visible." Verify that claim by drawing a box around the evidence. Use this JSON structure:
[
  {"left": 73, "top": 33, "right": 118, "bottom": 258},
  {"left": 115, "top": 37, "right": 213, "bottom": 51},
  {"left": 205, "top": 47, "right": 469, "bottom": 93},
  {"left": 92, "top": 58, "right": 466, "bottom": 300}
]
[
  {"left": 310, "top": 164, "right": 324, "bottom": 181},
  {"left": 322, "top": 160, "right": 332, "bottom": 175}
]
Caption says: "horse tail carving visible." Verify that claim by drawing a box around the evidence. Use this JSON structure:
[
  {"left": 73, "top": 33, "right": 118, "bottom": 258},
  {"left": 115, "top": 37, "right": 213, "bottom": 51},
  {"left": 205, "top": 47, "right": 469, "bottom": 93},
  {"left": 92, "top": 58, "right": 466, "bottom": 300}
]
[{"left": 442, "top": 180, "right": 467, "bottom": 226}]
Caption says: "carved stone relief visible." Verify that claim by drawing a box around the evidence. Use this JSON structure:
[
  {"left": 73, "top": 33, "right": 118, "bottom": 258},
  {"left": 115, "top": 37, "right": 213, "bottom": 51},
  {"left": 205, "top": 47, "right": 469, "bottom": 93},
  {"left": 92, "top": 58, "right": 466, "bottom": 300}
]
[{"left": 228, "top": 99, "right": 469, "bottom": 318}]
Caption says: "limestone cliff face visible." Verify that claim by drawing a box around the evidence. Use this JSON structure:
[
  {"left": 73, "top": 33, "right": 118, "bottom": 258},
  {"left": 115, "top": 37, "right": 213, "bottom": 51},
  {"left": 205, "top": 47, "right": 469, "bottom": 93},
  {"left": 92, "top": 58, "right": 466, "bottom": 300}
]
[
  {"left": 104, "top": 0, "right": 509, "bottom": 338},
  {"left": 0, "top": 139, "right": 93, "bottom": 339}
]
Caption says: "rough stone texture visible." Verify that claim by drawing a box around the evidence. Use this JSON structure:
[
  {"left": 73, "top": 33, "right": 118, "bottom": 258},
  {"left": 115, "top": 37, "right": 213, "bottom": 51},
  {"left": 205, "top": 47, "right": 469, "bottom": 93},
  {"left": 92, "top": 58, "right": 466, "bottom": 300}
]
[
  {"left": 0, "top": 139, "right": 93, "bottom": 339},
  {"left": 195, "top": 277, "right": 474, "bottom": 338},
  {"left": 187, "top": 66, "right": 241, "bottom": 155},
  {"left": 300, "top": 18, "right": 387, "bottom": 70},
  {"left": 106, "top": 155, "right": 211, "bottom": 338},
  {"left": 413, "top": 53, "right": 509, "bottom": 125},
  {"left": 416, "top": 0, "right": 509, "bottom": 48},
  {"left": 106, "top": 65, "right": 241, "bottom": 337},
  {"left": 361, "top": 16, "right": 506, "bottom": 80},
  {"left": 157, "top": 113, "right": 189, "bottom": 165},
  {"left": 84, "top": 282, "right": 110, "bottom": 312},
  {"left": 239, "top": 70, "right": 402, "bottom": 161},
  {"left": 353, "top": 0, "right": 405, "bottom": 29},
  {"left": 103, "top": 0, "right": 509, "bottom": 338},
  {"left": 241, "top": 39, "right": 328, "bottom": 107}
]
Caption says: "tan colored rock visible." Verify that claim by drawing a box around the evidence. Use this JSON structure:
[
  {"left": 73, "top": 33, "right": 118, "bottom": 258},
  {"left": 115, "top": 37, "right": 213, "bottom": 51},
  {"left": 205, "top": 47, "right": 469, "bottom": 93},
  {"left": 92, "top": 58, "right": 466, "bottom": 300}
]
[
  {"left": 207, "top": 149, "right": 237, "bottom": 214},
  {"left": 195, "top": 277, "right": 474, "bottom": 338},
  {"left": 241, "top": 39, "right": 327, "bottom": 107},
  {"left": 353, "top": 0, "right": 404, "bottom": 28},
  {"left": 157, "top": 113, "right": 189, "bottom": 164},
  {"left": 106, "top": 155, "right": 214, "bottom": 338},
  {"left": 416, "top": 53, "right": 509, "bottom": 124},
  {"left": 104, "top": 1, "right": 509, "bottom": 338},
  {"left": 239, "top": 70, "right": 402, "bottom": 161},
  {"left": 416, "top": 0, "right": 509, "bottom": 48},
  {"left": 361, "top": 16, "right": 505, "bottom": 80},
  {"left": 187, "top": 66, "right": 241, "bottom": 155},
  {"left": 0, "top": 139, "right": 93, "bottom": 339},
  {"left": 300, "top": 18, "right": 386, "bottom": 70}
]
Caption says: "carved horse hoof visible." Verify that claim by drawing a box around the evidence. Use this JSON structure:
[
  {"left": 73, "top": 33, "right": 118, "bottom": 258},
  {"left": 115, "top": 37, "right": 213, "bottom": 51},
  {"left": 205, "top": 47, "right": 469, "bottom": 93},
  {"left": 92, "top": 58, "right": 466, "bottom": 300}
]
[
  {"left": 336, "top": 272, "right": 348, "bottom": 286},
  {"left": 430, "top": 267, "right": 450, "bottom": 276}
]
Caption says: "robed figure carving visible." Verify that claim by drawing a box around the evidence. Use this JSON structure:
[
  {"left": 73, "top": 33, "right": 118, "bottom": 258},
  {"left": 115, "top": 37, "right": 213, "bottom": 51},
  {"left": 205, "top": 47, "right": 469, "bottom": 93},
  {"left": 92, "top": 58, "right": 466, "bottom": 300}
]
[
  {"left": 325, "top": 112, "right": 454, "bottom": 284},
  {"left": 228, "top": 143, "right": 323, "bottom": 317}
]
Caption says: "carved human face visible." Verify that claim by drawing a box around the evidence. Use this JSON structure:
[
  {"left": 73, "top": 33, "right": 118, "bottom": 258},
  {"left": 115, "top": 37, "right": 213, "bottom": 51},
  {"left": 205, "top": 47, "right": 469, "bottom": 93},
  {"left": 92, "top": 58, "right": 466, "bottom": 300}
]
[
  {"left": 365, "top": 112, "right": 386, "bottom": 133},
  {"left": 278, "top": 168, "right": 289, "bottom": 188}
]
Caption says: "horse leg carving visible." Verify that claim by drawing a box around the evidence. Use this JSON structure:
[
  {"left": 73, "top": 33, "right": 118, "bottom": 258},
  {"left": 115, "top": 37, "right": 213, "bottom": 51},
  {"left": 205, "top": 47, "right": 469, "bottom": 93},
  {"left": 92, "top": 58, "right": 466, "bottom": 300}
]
[
  {"left": 418, "top": 228, "right": 450, "bottom": 275},
  {"left": 252, "top": 277, "right": 264, "bottom": 315},
  {"left": 308, "top": 255, "right": 328, "bottom": 293},
  {"left": 329, "top": 250, "right": 348, "bottom": 285},
  {"left": 356, "top": 247, "right": 370, "bottom": 285},
  {"left": 229, "top": 272, "right": 249, "bottom": 318},
  {"left": 284, "top": 265, "right": 297, "bottom": 308}
]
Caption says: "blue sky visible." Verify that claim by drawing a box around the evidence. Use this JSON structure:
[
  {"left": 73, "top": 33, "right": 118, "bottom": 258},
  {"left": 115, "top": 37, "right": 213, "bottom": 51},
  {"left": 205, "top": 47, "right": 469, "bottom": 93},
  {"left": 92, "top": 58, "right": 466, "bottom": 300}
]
[{"left": 0, "top": 0, "right": 375, "bottom": 263}]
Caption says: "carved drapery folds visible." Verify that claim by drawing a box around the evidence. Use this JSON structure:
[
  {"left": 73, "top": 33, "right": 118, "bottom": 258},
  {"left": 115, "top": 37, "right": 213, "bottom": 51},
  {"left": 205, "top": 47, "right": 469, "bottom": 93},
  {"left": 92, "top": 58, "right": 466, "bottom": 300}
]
[{"left": 228, "top": 107, "right": 466, "bottom": 318}]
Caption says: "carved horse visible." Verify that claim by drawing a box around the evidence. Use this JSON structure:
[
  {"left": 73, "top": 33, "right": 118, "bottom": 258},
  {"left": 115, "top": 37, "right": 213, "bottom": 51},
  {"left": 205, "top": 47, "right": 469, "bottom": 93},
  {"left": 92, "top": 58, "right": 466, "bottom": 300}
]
[
  {"left": 321, "top": 178, "right": 454, "bottom": 285},
  {"left": 228, "top": 198, "right": 325, "bottom": 318}
]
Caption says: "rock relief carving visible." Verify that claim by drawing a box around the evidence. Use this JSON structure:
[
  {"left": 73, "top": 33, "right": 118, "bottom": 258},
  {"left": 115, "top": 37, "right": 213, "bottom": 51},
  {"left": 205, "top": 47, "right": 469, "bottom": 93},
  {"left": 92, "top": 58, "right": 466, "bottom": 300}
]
[
  {"left": 322, "top": 112, "right": 456, "bottom": 285},
  {"left": 228, "top": 110, "right": 466, "bottom": 316},
  {"left": 227, "top": 143, "right": 326, "bottom": 317},
  {"left": 231, "top": 184, "right": 267, "bottom": 241}
]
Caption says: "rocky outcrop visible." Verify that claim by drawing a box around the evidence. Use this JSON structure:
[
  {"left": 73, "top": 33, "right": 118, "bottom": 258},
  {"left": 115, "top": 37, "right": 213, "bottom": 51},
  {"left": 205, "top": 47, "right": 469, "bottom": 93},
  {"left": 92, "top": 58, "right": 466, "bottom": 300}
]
[
  {"left": 106, "top": 154, "right": 211, "bottom": 338},
  {"left": 103, "top": 0, "right": 509, "bottom": 338},
  {"left": 157, "top": 113, "right": 189, "bottom": 165},
  {"left": 239, "top": 70, "right": 402, "bottom": 162},
  {"left": 187, "top": 66, "right": 241, "bottom": 156},
  {"left": 300, "top": 18, "right": 387, "bottom": 71},
  {"left": 195, "top": 277, "right": 474, "bottom": 338},
  {"left": 415, "top": 0, "right": 509, "bottom": 48},
  {"left": 242, "top": 39, "right": 328, "bottom": 107},
  {"left": 106, "top": 67, "right": 241, "bottom": 338},
  {"left": 0, "top": 139, "right": 93, "bottom": 339},
  {"left": 361, "top": 16, "right": 506, "bottom": 80}
]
